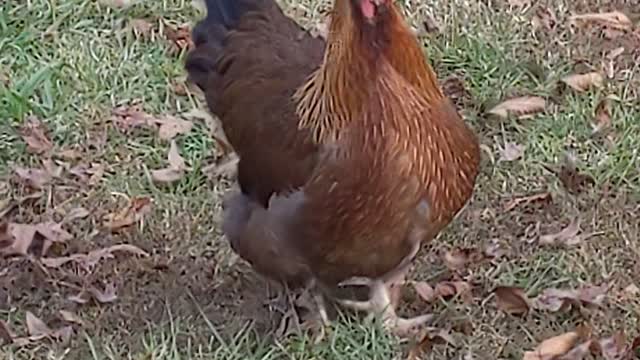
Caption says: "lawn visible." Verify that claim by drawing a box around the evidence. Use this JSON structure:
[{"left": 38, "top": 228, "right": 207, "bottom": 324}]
[{"left": 1, "top": 0, "right": 639, "bottom": 359}]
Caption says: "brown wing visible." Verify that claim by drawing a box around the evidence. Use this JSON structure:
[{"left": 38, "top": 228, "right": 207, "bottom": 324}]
[{"left": 186, "top": 0, "right": 325, "bottom": 205}]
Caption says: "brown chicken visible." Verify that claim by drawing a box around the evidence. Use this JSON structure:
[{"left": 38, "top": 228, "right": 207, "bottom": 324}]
[{"left": 185, "top": 0, "right": 481, "bottom": 336}]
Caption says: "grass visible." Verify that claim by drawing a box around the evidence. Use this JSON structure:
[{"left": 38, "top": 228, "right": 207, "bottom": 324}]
[{"left": 1, "top": 0, "right": 639, "bottom": 359}]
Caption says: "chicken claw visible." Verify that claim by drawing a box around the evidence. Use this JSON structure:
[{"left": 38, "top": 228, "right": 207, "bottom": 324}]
[{"left": 337, "top": 277, "right": 432, "bottom": 337}]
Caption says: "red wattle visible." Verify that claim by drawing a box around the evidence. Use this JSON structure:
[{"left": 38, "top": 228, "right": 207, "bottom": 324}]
[{"left": 360, "top": 0, "right": 375, "bottom": 19}]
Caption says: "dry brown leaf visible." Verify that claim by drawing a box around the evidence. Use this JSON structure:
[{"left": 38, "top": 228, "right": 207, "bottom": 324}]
[
  {"left": 442, "top": 247, "right": 485, "bottom": 271},
  {"left": 19, "top": 116, "right": 53, "bottom": 154},
  {"left": 56, "top": 148, "right": 83, "bottom": 160},
  {"left": 504, "top": 192, "right": 552, "bottom": 212},
  {"left": 413, "top": 281, "right": 436, "bottom": 303},
  {"left": 154, "top": 116, "right": 193, "bottom": 140},
  {"left": 58, "top": 310, "right": 85, "bottom": 326},
  {"left": 41, "top": 243, "right": 149, "bottom": 268},
  {"left": 0, "top": 319, "right": 14, "bottom": 345},
  {"left": 63, "top": 207, "right": 90, "bottom": 223},
  {"left": 523, "top": 331, "right": 581, "bottom": 360},
  {"left": 88, "top": 283, "right": 117, "bottom": 303},
  {"left": 483, "top": 238, "right": 509, "bottom": 259},
  {"left": 130, "top": 18, "right": 154, "bottom": 37},
  {"left": 539, "top": 218, "right": 582, "bottom": 247},
  {"left": 592, "top": 98, "right": 612, "bottom": 135},
  {"left": 533, "top": 284, "right": 608, "bottom": 312},
  {"left": 561, "top": 72, "right": 604, "bottom": 92},
  {"left": 111, "top": 105, "right": 154, "bottom": 131},
  {"left": 487, "top": 96, "right": 546, "bottom": 119},
  {"left": 532, "top": 6, "right": 557, "bottom": 31},
  {"left": 26, "top": 311, "right": 52, "bottom": 338},
  {"left": 151, "top": 140, "right": 188, "bottom": 183},
  {"left": 69, "top": 163, "right": 105, "bottom": 186},
  {"left": 596, "top": 332, "right": 629, "bottom": 360},
  {"left": 163, "top": 22, "right": 193, "bottom": 55},
  {"left": 103, "top": 196, "right": 153, "bottom": 231},
  {"left": 557, "top": 340, "right": 593, "bottom": 360},
  {"left": 68, "top": 292, "right": 89, "bottom": 304},
  {"left": 623, "top": 283, "right": 639, "bottom": 297},
  {"left": 203, "top": 153, "right": 239, "bottom": 180},
  {"left": 2, "top": 221, "right": 72, "bottom": 257},
  {"left": 441, "top": 74, "right": 471, "bottom": 110},
  {"left": 183, "top": 108, "right": 233, "bottom": 154},
  {"left": 494, "top": 286, "right": 530, "bottom": 315},
  {"left": 570, "top": 11, "right": 632, "bottom": 31},
  {"left": 407, "top": 328, "right": 455, "bottom": 359},
  {"left": 548, "top": 153, "right": 595, "bottom": 194},
  {"left": 13, "top": 166, "right": 53, "bottom": 189},
  {"left": 434, "top": 281, "right": 472, "bottom": 303},
  {"left": 498, "top": 142, "right": 524, "bottom": 162}
]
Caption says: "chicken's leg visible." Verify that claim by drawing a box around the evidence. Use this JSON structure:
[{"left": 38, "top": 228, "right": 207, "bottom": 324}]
[
  {"left": 335, "top": 242, "right": 431, "bottom": 337},
  {"left": 337, "top": 276, "right": 432, "bottom": 337}
]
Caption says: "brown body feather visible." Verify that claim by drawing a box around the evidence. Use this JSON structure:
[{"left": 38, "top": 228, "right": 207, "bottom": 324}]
[{"left": 185, "top": 0, "right": 480, "bottom": 289}]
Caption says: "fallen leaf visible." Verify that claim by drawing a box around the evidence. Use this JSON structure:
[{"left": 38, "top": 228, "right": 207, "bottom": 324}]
[
  {"left": 67, "top": 292, "right": 89, "bottom": 304},
  {"left": 547, "top": 153, "right": 595, "bottom": 194},
  {"left": 88, "top": 283, "right": 117, "bottom": 303},
  {"left": 570, "top": 11, "right": 632, "bottom": 31},
  {"left": 434, "top": 281, "right": 472, "bottom": 303},
  {"left": 19, "top": 116, "right": 53, "bottom": 154},
  {"left": 596, "top": 332, "right": 628, "bottom": 360},
  {"left": 408, "top": 328, "right": 455, "bottom": 359},
  {"left": 503, "top": 192, "right": 552, "bottom": 212},
  {"left": 413, "top": 281, "right": 436, "bottom": 303},
  {"left": 151, "top": 140, "right": 188, "bottom": 183},
  {"left": 539, "top": 218, "right": 581, "bottom": 247},
  {"left": 103, "top": 196, "right": 153, "bottom": 231},
  {"left": 163, "top": 22, "right": 193, "bottom": 55},
  {"left": 0, "top": 319, "right": 14, "bottom": 345},
  {"left": 483, "top": 238, "right": 509, "bottom": 259},
  {"left": 523, "top": 331, "right": 581, "bottom": 360},
  {"left": 561, "top": 72, "right": 604, "bottom": 92},
  {"left": 13, "top": 166, "right": 53, "bottom": 189},
  {"left": 2, "top": 221, "right": 72, "bottom": 257},
  {"left": 487, "top": 96, "right": 546, "bottom": 119},
  {"left": 56, "top": 148, "right": 83, "bottom": 160},
  {"left": 26, "top": 312, "right": 52, "bottom": 338},
  {"left": 111, "top": 105, "right": 154, "bottom": 131},
  {"left": 58, "top": 310, "right": 85, "bottom": 326},
  {"left": 41, "top": 243, "right": 149, "bottom": 268},
  {"left": 442, "top": 247, "right": 485, "bottom": 271},
  {"left": 203, "top": 153, "right": 239, "bottom": 180},
  {"left": 498, "top": 142, "right": 524, "bottom": 162},
  {"left": 183, "top": 108, "right": 233, "bottom": 154},
  {"left": 494, "top": 286, "right": 530, "bottom": 315},
  {"left": 63, "top": 207, "right": 90, "bottom": 223},
  {"left": 420, "top": 13, "right": 440, "bottom": 34},
  {"left": 69, "top": 163, "right": 104, "bottom": 185},
  {"left": 623, "top": 283, "right": 639, "bottom": 296},
  {"left": 592, "top": 98, "right": 612, "bottom": 135},
  {"left": 441, "top": 74, "right": 471, "bottom": 110},
  {"left": 533, "top": 284, "right": 608, "bottom": 312},
  {"left": 556, "top": 340, "right": 592, "bottom": 360},
  {"left": 130, "top": 18, "right": 154, "bottom": 38},
  {"left": 153, "top": 115, "right": 193, "bottom": 140},
  {"left": 532, "top": 6, "right": 557, "bottom": 31}
]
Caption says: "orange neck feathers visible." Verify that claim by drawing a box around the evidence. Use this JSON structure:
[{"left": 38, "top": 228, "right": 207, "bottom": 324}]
[{"left": 294, "top": 0, "right": 444, "bottom": 143}]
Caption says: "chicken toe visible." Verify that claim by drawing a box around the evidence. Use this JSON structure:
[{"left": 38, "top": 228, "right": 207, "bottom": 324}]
[{"left": 336, "top": 277, "right": 432, "bottom": 338}]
